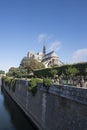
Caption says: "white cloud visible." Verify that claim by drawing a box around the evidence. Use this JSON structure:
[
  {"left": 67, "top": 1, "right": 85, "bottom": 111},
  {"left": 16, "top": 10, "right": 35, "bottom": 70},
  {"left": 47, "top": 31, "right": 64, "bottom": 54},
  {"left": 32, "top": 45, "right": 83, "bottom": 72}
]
[
  {"left": 38, "top": 33, "right": 53, "bottom": 43},
  {"left": 49, "top": 41, "right": 62, "bottom": 52},
  {"left": 38, "top": 34, "right": 62, "bottom": 52},
  {"left": 70, "top": 49, "right": 87, "bottom": 63},
  {"left": 38, "top": 34, "right": 47, "bottom": 43}
]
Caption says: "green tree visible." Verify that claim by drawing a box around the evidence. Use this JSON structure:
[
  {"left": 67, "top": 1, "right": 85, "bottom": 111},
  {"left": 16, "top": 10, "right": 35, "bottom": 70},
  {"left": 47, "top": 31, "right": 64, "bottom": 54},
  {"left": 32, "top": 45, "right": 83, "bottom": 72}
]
[
  {"left": 0, "top": 70, "right": 5, "bottom": 75},
  {"left": 20, "top": 57, "right": 45, "bottom": 73},
  {"left": 6, "top": 67, "right": 27, "bottom": 78},
  {"left": 66, "top": 67, "right": 79, "bottom": 76}
]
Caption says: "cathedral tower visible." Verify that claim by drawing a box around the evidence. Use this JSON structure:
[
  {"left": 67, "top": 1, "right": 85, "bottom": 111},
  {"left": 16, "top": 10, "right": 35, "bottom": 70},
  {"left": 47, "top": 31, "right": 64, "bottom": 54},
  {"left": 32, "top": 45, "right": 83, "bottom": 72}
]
[{"left": 43, "top": 44, "right": 46, "bottom": 56}]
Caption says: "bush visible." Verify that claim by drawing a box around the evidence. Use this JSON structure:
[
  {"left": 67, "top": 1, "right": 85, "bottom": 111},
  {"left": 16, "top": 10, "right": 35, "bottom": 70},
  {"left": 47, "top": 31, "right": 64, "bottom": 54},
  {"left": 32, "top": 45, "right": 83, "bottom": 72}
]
[
  {"left": 28, "top": 78, "right": 42, "bottom": 95},
  {"left": 2, "top": 76, "right": 17, "bottom": 92},
  {"left": 2, "top": 76, "right": 12, "bottom": 90},
  {"left": 11, "top": 79, "right": 17, "bottom": 92},
  {"left": 43, "top": 78, "right": 52, "bottom": 91},
  {"left": 34, "top": 62, "right": 87, "bottom": 78}
]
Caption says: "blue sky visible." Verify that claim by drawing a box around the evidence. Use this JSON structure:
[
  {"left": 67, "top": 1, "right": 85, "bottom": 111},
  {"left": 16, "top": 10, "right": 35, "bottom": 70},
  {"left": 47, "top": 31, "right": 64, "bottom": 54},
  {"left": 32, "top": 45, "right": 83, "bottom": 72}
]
[{"left": 0, "top": 0, "right": 87, "bottom": 72}]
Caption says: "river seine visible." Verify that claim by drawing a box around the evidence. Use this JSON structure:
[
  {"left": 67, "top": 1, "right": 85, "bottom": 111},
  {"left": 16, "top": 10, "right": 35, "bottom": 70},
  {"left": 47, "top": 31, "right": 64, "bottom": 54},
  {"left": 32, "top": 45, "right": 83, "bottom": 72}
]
[{"left": 0, "top": 80, "right": 38, "bottom": 130}]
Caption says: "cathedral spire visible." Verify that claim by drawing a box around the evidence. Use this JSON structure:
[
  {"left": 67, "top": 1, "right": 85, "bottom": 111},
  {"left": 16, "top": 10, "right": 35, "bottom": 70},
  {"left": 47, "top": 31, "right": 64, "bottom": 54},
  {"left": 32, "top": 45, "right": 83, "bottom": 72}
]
[{"left": 43, "top": 44, "right": 46, "bottom": 56}]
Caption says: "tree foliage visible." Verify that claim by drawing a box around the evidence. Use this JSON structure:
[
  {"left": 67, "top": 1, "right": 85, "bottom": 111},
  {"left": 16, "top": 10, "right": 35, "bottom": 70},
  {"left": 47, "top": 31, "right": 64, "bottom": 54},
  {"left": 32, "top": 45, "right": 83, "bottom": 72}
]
[
  {"left": 20, "top": 57, "right": 45, "bottom": 72},
  {"left": 65, "top": 67, "right": 79, "bottom": 76},
  {"left": 85, "top": 68, "right": 87, "bottom": 74},
  {"left": 0, "top": 70, "right": 5, "bottom": 74},
  {"left": 43, "top": 78, "right": 52, "bottom": 91},
  {"left": 34, "top": 62, "right": 87, "bottom": 78},
  {"left": 28, "top": 78, "right": 42, "bottom": 95},
  {"left": 6, "top": 67, "right": 27, "bottom": 78}
]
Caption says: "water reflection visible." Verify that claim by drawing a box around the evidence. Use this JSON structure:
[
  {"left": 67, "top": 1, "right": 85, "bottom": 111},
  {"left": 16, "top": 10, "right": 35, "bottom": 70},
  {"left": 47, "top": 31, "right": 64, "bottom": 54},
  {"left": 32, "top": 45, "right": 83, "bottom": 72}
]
[{"left": 0, "top": 82, "right": 38, "bottom": 130}]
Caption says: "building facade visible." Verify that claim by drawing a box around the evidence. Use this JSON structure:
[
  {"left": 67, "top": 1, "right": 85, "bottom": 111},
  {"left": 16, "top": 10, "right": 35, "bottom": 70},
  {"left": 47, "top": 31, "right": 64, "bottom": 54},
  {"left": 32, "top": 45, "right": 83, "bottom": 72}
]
[{"left": 27, "top": 45, "right": 63, "bottom": 68}]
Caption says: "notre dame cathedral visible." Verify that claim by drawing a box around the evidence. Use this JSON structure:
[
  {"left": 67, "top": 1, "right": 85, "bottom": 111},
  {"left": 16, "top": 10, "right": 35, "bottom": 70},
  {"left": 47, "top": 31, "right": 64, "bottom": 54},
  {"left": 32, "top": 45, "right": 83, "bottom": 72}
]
[{"left": 27, "top": 45, "right": 63, "bottom": 68}]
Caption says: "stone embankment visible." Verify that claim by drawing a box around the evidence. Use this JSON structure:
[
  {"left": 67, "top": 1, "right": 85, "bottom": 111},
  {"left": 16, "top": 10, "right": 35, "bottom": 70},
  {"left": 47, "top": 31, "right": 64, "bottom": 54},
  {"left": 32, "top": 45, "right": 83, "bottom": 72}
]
[{"left": 3, "top": 80, "right": 87, "bottom": 130}]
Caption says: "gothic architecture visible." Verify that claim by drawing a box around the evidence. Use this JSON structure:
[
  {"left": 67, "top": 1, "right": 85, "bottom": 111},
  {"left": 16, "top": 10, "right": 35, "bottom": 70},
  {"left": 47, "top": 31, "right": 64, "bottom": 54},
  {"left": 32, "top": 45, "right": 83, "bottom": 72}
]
[{"left": 27, "top": 45, "right": 63, "bottom": 68}]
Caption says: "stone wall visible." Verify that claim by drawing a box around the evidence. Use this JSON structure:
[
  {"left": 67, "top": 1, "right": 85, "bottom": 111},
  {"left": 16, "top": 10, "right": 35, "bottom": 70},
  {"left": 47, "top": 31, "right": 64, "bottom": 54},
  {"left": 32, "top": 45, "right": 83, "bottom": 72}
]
[{"left": 3, "top": 80, "right": 87, "bottom": 130}]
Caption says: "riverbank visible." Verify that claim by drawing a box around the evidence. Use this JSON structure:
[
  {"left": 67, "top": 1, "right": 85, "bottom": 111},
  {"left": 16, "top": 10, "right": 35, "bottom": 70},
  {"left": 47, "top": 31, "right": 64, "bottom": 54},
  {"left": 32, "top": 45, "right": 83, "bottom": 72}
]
[
  {"left": 0, "top": 80, "right": 37, "bottom": 130},
  {"left": 2, "top": 79, "right": 87, "bottom": 130}
]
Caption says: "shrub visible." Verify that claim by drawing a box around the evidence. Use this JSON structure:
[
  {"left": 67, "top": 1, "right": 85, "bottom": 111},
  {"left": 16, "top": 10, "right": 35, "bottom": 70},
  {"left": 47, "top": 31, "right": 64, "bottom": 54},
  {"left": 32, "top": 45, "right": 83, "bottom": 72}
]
[
  {"left": 43, "top": 78, "right": 52, "bottom": 91},
  {"left": 11, "top": 79, "right": 17, "bottom": 92},
  {"left": 28, "top": 78, "right": 42, "bottom": 96},
  {"left": 2, "top": 76, "right": 12, "bottom": 90}
]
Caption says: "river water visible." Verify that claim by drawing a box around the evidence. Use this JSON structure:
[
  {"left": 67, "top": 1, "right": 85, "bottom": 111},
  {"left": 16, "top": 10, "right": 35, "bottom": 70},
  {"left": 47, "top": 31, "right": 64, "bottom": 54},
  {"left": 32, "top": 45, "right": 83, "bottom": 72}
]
[{"left": 0, "top": 80, "right": 38, "bottom": 130}]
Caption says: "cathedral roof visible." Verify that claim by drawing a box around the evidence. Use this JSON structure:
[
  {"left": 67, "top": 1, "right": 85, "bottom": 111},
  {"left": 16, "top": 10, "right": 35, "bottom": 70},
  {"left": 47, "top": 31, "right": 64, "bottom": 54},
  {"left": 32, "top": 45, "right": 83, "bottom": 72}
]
[{"left": 42, "top": 51, "right": 58, "bottom": 61}]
